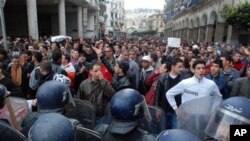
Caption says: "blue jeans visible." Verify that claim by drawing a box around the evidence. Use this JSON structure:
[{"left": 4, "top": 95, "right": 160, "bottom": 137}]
[{"left": 165, "top": 112, "right": 177, "bottom": 129}]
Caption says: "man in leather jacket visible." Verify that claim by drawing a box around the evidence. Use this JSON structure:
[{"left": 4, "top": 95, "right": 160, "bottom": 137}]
[{"left": 77, "top": 63, "right": 115, "bottom": 124}]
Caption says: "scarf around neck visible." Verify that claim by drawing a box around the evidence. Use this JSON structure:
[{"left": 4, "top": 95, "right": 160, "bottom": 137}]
[{"left": 11, "top": 65, "right": 22, "bottom": 86}]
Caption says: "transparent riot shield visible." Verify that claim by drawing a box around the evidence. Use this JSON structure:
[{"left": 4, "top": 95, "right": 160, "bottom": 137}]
[
  {"left": 75, "top": 126, "right": 102, "bottom": 141},
  {"left": 177, "top": 95, "right": 222, "bottom": 140},
  {"left": 0, "top": 97, "right": 29, "bottom": 128},
  {"left": 137, "top": 105, "right": 166, "bottom": 134},
  {"left": 0, "top": 120, "right": 27, "bottom": 141},
  {"left": 64, "top": 98, "right": 96, "bottom": 129}
]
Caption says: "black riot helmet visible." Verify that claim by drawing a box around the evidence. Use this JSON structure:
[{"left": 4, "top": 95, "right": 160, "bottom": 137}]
[
  {"left": 110, "top": 88, "right": 151, "bottom": 121},
  {"left": 0, "top": 84, "right": 9, "bottom": 108},
  {"left": 156, "top": 129, "right": 201, "bottom": 141},
  {"left": 36, "top": 80, "right": 69, "bottom": 112},
  {"left": 28, "top": 113, "right": 75, "bottom": 141},
  {"left": 109, "top": 88, "right": 151, "bottom": 134}
]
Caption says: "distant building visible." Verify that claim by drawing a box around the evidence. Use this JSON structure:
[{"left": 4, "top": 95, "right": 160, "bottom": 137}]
[
  {"left": 163, "top": 0, "right": 250, "bottom": 43},
  {"left": 105, "top": 0, "right": 125, "bottom": 38},
  {"left": 99, "top": 0, "right": 107, "bottom": 39},
  {"left": 125, "top": 8, "right": 161, "bottom": 34},
  {"left": 146, "top": 13, "right": 165, "bottom": 34}
]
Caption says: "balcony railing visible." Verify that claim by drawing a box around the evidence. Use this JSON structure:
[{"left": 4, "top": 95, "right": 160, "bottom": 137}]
[
  {"left": 86, "top": 0, "right": 97, "bottom": 7},
  {"left": 70, "top": 0, "right": 99, "bottom": 10}
]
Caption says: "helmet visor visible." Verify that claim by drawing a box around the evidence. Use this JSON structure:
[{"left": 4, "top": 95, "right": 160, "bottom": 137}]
[
  {"left": 205, "top": 108, "right": 250, "bottom": 141},
  {"left": 133, "top": 96, "right": 152, "bottom": 121}
]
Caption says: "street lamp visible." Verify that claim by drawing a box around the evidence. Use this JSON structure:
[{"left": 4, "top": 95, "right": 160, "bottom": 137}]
[{"left": 0, "top": 0, "right": 7, "bottom": 50}]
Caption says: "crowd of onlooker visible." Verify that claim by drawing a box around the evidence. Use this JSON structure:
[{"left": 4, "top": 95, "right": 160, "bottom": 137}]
[{"left": 0, "top": 35, "right": 250, "bottom": 128}]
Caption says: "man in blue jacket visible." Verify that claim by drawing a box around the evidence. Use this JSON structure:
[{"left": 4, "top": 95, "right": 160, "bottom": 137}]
[{"left": 206, "top": 59, "right": 228, "bottom": 99}]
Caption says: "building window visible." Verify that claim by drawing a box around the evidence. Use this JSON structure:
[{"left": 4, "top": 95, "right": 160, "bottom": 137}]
[
  {"left": 111, "top": 12, "right": 113, "bottom": 19},
  {"left": 111, "top": 22, "right": 113, "bottom": 27},
  {"left": 115, "top": 13, "right": 117, "bottom": 19}
]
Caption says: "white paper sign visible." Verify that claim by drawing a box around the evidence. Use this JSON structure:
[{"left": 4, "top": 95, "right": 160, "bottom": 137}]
[
  {"left": 51, "top": 35, "right": 72, "bottom": 42},
  {"left": 168, "top": 37, "right": 181, "bottom": 48}
]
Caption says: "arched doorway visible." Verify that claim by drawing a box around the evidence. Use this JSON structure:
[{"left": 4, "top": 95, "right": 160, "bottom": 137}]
[
  {"left": 207, "top": 11, "right": 217, "bottom": 42},
  {"left": 181, "top": 19, "right": 185, "bottom": 40},
  {"left": 185, "top": 18, "right": 189, "bottom": 40},
  {"left": 200, "top": 14, "right": 207, "bottom": 42},
  {"left": 193, "top": 17, "right": 199, "bottom": 41},
  {"left": 189, "top": 19, "right": 194, "bottom": 40}
]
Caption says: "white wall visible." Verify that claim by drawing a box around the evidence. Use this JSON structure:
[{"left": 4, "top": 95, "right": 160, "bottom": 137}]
[{"left": 85, "top": 11, "right": 95, "bottom": 38}]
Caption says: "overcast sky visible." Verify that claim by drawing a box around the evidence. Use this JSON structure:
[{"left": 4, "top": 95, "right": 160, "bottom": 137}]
[{"left": 124, "top": 0, "right": 165, "bottom": 10}]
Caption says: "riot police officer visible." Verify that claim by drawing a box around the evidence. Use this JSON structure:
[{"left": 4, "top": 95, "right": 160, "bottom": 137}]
[
  {"left": 0, "top": 84, "right": 10, "bottom": 125},
  {"left": 95, "top": 88, "right": 155, "bottom": 141},
  {"left": 155, "top": 129, "right": 201, "bottom": 141},
  {"left": 53, "top": 74, "right": 76, "bottom": 106},
  {"left": 21, "top": 80, "right": 73, "bottom": 136},
  {"left": 28, "top": 113, "right": 75, "bottom": 141},
  {"left": 0, "top": 84, "right": 27, "bottom": 141},
  {"left": 205, "top": 96, "right": 250, "bottom": 141},
  {"left": 0, "top": 84, "right": 9, "bottom": 109}
]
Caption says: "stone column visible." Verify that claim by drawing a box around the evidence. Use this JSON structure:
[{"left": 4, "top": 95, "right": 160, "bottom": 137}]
[
  {"left": 176, "top": 30, "right": 179, "bottom": 38},
  {"left": 214, "top": 23, "right": 225, "bottom": 43},
  {"left": 226, "top": 25, "right": 240, "bottom": 44},
  {"left": 189, "top": 28, "right": 193, "bottom": 40},
  {"left": 83, "top": 8, "right": 88, "bottom": 34},
  {"left": 166, "top": 29, "right": 170, "bottom": 37},
  {"left": 193, "top": 27, "right": 198, "bottom": 41},
  {"left": 179, "top": 29, "right": 182, "bottom": 38},
  {"left": 197, "top": 27, "right": 201, "bottom": 42},
  {"left": 181, "top": 29, "right": 184, "bottom": 40},
  {"left": 205, "top": 25, "right": 214, "bottom": 42},
  {"left": 198, "top": 26, "right": 206, "bottom": 42},
  {"left": 59, "top": 0, "right": 66, "bottom": 35},
  {"left": 187, "top": 28, "right": 190, "bottom": 40},
  {"left": 183, "top": 28, "right": 187, "bottom": 41},
  {"left": 196, "top": 28, "right": 199, "bottom": 41},
  {"left": 182, "top": 29, "right": 186, "bottom": 40},
  {"left": 174, "top": 30, "right": 177, "bottom": 37},
  {"left": 77, "top": 6, "right": 83, "bottom": 37},
  {"left": 171, "top": 29, "right": 174, "bottom": 37},
  {"left": 26, "top": 0, "right": 39, "bottom": 39}
]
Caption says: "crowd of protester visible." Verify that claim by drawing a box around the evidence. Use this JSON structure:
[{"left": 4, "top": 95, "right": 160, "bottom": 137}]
[{"left": 0, "top": 35, "right": 250, "bottom": 130}]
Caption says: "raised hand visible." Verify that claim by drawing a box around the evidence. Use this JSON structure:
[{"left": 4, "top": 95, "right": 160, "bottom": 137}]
[
  {"left": 243, "top": 47, "right": 250, "bottom": 56},
  {"left": 92, "top": 46, "right": 102, "bottom": 56}
]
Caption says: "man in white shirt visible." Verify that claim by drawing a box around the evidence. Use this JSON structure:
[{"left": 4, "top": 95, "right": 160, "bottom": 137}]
[{"left": 166, "top": 59, "right": 222, "bottom": 113}]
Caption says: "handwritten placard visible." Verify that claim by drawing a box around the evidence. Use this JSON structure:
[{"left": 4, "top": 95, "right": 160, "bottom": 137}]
[{"left": 168, "top": 37, "right": 181, "bottom": 48}]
